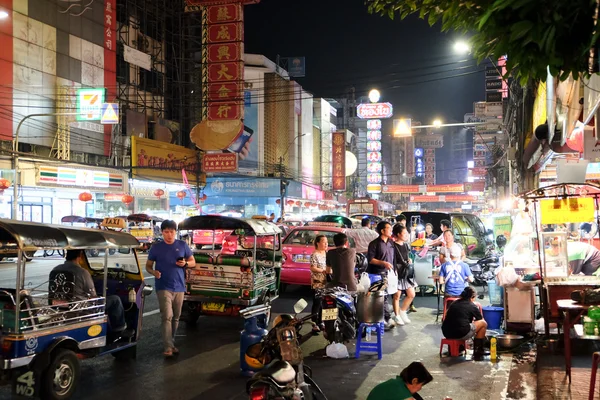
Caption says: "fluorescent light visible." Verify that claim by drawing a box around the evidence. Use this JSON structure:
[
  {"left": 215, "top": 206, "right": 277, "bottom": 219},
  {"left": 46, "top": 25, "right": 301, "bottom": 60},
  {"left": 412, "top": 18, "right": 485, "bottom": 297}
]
[{"left": 0, "top": 11, "right": 8, "bottom": 19}]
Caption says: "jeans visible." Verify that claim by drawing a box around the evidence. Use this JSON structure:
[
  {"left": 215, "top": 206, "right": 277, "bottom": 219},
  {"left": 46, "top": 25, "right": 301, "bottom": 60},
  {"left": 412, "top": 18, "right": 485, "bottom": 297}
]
[
  {"left": 368, "top": 273, "right": 391, "bottom": 322},
  {"left": 105, "top": 295, "right": 127, "bottom": 331},
  {"left": 157, "top": 290, "right": 184, "bottom": 351}
]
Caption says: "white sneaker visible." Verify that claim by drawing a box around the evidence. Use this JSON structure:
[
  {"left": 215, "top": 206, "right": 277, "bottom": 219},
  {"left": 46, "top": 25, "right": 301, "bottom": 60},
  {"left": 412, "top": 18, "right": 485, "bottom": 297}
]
[
  {"left": 399, "top": 311, "right": 411, "bottom": 324},
  {"left": 393, "top": 315, "right": 405, "bottom": 326},
  {"left": 384, "top": 319, "right": 396, "bottom": 330}
]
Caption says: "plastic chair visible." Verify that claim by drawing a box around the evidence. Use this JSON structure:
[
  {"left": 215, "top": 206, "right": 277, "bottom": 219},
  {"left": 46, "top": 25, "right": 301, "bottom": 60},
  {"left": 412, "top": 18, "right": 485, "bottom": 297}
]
[
  {"left": 589, "top": 352, "right": 600, "bottom": 400},
  {"left": 355, "top": 322, "right": 382, "bottom": 360},
  {"left": 442, "top": 296, "right": 460, "bottom": 322},
  {"left": 440, "top": 338, "right": 467, "bottom": 357}
]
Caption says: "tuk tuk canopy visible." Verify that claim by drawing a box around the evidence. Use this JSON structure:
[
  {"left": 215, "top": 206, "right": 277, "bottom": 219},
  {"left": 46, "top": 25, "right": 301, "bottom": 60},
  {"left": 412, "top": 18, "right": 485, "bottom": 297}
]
[
  {"left": 0, "top": 219, "right": 140, "bottom": 252},
  {"left": 178, "top": 216, "right": 281, "bottom": 236}
]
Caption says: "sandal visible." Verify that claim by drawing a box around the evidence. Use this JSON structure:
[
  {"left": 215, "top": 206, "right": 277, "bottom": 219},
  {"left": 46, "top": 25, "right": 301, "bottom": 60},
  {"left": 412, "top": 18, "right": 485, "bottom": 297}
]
[
  {"left": 172, "top": 347, "right": 179, "bottom": 354},
  {"left": 163, "top": 349, "right": 173, "bottom": 357}
]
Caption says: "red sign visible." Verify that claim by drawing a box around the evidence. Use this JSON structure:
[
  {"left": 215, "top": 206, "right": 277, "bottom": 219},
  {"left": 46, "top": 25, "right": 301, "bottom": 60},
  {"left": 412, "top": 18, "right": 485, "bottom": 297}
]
[
  {"left": 332, "top": 131, "right": 346, "bottom": 191},
  {"left": 356, "top": 102, "right": 393, "bottom": 119},
  {"left": 207, "top": 3, "right": 243, "bottom": 23},
  {"left": 203, "top": 153, "right": 238, "bottom": 173},
  {"left": 427, "top": 184, "right": 465, "bottom": 193},
  {"left": 208, "top": 82, "right": 243, "bottom": 102},
  {"left": 410, "top": 195, "right": 476, "bottom": 202},
  {"left": 207, "top": 43, "right": 243, "bottom": 63},
  {"left": 208, "top": 23, "right": 244, "bottom": 43},
  {"left": 405, "top": 137, "right": 415, "bottom": 177},
  {"left": 207, "top": 103, "right": 243, "bottom": 120},
  {"left": 464, "top": 181, "right": 486, "bottom": 192},
  {"left": 382, "top": 185, "right": 422, "bottom": 194},
  {"left": 208, "top": 62, "right": 243, "bottom": 82},
  {"left": 470, "top": 168, "right": 487, "bottom": 177},
  {"left": 103, "top": 0, "right": 117, "bottom": 156}
]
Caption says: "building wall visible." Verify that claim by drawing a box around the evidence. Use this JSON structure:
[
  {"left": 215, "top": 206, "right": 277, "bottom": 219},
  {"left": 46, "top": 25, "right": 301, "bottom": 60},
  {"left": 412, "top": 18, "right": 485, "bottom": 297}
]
[
  {"left": 312, "top": 125, "right": 321, "bottom": 184},
  {"left": 243, "top": 66, "right": 266, "bottom": 176},
  {"left": 264, "top": 73, "right": 292, "bottom": 175},
  {"left": 300, "top": 89, "right": 314, "bottom": 183},
  {"left": 314, "top": 98, "right": 333, "bottom": 189}
]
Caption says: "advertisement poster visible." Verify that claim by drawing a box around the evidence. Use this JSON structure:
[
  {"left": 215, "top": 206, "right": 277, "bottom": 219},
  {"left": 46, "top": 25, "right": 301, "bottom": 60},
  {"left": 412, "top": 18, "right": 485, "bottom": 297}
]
[{"left": 239, "top": 90, "right": 259, "bottom": 174}]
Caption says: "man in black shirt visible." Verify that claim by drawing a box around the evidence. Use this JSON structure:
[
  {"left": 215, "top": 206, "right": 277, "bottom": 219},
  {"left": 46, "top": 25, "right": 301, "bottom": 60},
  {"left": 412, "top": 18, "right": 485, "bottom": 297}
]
[
  {"left": 441, "top": 287, "right": 487, "bottom": 360},
  {"left": 367, "top": 221, "right": 395, "bottom": 328},
  {"left": 326, "top": 233, "right": 357, "bottom": 291}
]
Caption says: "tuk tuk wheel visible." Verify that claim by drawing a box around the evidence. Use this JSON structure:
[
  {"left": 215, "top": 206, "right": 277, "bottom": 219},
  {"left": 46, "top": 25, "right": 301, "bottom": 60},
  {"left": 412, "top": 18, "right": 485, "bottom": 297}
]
[{"left": 41, "top": 349, "right": 81, "bottom": 400}]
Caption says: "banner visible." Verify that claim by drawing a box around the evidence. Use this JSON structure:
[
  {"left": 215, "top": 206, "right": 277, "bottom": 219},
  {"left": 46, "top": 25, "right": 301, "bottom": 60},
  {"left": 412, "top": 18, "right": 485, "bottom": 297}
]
[
  {"left": 382, "top": 183, "right": 467, "bottom": 193},
  {"left": 540, "top": 198, "right": 595, "bottom": 224},
  {"left": 131, "top": 137, "right": 201, "bottom": 183},
  {"left": 332, "top": 131, "right": 346, "bottom": 191}
]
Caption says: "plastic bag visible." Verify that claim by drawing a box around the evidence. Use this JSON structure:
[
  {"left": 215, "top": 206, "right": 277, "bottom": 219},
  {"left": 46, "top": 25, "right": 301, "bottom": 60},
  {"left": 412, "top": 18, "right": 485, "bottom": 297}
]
[
  {"left": 496, "top": 266, "right": 519, "bottom": 287},
  {"left": 355, "top": 283, "right": 366, "bottom": 293},
  {"left": 326, "top": 342, "right": 349, "bottom": 359},
  {"left": 359, "top": 272, "right": 371, "bottom": 290},
  {"left": 387, "top": 269, "right": 398, "bottom": 295}
]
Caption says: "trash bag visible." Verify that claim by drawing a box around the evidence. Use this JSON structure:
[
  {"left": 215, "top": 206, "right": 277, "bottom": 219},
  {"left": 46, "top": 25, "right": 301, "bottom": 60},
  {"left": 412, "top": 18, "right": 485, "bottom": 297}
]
[
  {"left": 387, "top": 269, "right": 398, "bottom": 295},
  {"left": 359, "top": 272, "right": 371, "bottom": 290},
  {"left": 496, "top": 266, "right": 519, "bottom": 287},
  {"left": 326, "top": 342, "right": 349, "bottom": 359},
  {"left": 356, "top": 283, "right": 366, "bottom": 293}
]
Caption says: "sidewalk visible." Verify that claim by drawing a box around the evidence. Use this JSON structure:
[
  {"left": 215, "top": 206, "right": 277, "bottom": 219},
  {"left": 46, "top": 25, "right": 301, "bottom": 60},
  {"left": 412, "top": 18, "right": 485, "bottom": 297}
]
[{"left": 537, "top": 341, "right": 598, "bottom": 400}]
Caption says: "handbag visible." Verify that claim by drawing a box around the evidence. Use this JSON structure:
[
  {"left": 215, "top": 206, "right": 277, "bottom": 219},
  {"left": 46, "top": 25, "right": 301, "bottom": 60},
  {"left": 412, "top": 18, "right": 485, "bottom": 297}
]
[{"left": 395, "top": 242, "right": 415, "bottom": 284}]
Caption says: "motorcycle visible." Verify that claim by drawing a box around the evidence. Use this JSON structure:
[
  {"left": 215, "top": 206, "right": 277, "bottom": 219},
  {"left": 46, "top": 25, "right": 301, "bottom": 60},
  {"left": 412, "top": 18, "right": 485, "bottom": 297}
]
[
  {"left": 246, "top": 299, "right": 328, "bottom": 400},
  {"left": 320, "top": 287, "right": 357, "bottom": 344},
  {"left": 466, "top": 246, "right": 500, "bottom": 286}
]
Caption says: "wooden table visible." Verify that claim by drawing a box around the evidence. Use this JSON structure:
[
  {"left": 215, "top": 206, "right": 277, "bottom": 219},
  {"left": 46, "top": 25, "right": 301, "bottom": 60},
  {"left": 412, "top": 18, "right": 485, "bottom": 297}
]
[{"left": 557, "top": 299, "right": 596, "bottom": 383}]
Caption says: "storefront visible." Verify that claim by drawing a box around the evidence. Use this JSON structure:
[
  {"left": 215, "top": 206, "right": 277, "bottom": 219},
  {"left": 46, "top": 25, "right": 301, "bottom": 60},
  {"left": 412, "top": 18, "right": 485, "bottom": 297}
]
[{"left": 0, "top": 157, "right": 129, "bottom": 223}]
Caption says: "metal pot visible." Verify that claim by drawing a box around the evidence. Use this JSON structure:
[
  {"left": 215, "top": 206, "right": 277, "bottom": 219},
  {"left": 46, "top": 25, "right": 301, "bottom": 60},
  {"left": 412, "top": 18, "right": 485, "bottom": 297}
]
[{"left": 495, "top": 334, "right": 524, "bottom": 348}]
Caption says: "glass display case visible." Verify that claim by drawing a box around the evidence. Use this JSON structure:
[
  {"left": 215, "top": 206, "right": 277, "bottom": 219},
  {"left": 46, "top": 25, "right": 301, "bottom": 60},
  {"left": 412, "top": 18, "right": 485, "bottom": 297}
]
[
  {"left": 503, "top": 234, "right": 539, "bottom": 276},
  {"left": 541, "top": 232, "right": 569, "bottom": 278}
]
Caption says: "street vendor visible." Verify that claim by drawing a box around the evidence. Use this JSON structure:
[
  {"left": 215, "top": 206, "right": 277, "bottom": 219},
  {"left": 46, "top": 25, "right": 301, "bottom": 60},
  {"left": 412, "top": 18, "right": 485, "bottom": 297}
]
[{"left": 548, "top": 240, "right": 600, "bottom": 276}]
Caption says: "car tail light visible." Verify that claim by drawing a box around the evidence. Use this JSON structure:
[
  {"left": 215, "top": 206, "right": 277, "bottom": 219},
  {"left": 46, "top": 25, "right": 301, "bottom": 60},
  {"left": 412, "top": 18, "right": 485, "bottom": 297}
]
[
  {"left": 249, "top": 386, "right": 268, "bottom": 400},
  {"left": 242, "top": 289, "right": 250, "bottom": 298},
  {"left": 1, "top": 339, "right": 12, "bottom": 354}
]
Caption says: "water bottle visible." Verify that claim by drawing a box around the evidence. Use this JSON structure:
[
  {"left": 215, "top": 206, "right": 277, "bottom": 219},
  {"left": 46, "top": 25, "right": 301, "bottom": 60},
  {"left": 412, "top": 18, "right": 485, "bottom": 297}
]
[
  {"left": 490, "top": 337, "right": 497, "bottom": 362},
  {"left": 128, "top": 287, "right": 136, "bottom": 303},
  {"left": 366, "top": 327, "right": 372, "bottom": 341}
]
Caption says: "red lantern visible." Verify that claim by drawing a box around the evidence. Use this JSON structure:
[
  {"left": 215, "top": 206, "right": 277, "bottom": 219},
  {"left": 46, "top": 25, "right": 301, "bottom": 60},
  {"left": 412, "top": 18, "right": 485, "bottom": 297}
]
[
  {"left": 154, "top": 188, "right": 165, "bottom": 198},
  {"left": 201, "top": 194, "right": 208, "bottom": 201},
  {"left": 295, "top": 201, "right": 301, "bottom": 206},
  {"left": 0, "top": 178, "right": 9, "bottom": 190},
  {"left": 286, "top": 200, "right": 294, "bottom": 206},
  {"left": 176, "top": 190, "right": 187, "bottom": 200},
  {"left": 78, "top": 192, "right": 93, "bottom": 202},
  {"left": 275, "top": 199, "right": 281, "bottom": 204},
  {"left": 121, "top": 194, "right": 134, "bottom": 205}
]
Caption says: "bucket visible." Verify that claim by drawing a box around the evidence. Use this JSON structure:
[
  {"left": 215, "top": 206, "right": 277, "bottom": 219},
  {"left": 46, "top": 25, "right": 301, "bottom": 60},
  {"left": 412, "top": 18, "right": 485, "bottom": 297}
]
[
  {"left": 482, "top": 306, "right": 504, "bottom": 330},
  {"left": 356, "top": 291, "right": 385, "bottom": 323},
  {"left": 487, "top": 280, "right": 504, "bottom": 306}
]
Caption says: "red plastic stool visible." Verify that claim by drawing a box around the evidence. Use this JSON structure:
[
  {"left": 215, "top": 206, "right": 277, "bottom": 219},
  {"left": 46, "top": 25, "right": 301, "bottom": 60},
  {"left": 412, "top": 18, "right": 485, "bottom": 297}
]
[
  {"left": 589, "top": 352, "right": 600, "bottom": 400},
  {"left": 439, "top": 338, "right": 467, "bottom": 357},
  {"left": 442, "top": 296, "right": 460, "bottom": 322}
]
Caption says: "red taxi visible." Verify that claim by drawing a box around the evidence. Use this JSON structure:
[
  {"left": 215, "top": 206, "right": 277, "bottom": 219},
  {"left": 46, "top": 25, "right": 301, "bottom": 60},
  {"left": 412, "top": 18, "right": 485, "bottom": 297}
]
[
  {"left": 193, "top": 229, "right": 232, "bottom": 248},
  {"left": 281, "top": 222, "right": 356, "bottom": 287}
]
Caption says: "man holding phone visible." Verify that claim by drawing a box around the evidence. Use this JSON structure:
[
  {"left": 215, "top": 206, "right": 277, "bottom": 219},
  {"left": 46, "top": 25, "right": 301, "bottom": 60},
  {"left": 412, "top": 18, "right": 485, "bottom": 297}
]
[{"left": 146, "top": 220, "right": 195, "bottom": 357}]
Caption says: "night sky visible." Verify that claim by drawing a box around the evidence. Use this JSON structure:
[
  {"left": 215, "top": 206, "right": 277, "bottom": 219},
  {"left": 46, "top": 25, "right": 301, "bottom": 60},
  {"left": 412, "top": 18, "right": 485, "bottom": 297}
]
[{"left": 244, "top": 0, "right": 488, "bottom": 124}]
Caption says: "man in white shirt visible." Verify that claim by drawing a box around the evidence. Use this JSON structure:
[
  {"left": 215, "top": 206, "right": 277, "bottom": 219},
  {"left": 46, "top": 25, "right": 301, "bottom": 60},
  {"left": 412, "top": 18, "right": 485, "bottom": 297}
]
[{"left": 347, "top": 218, "right": 379, "bottom": 254}]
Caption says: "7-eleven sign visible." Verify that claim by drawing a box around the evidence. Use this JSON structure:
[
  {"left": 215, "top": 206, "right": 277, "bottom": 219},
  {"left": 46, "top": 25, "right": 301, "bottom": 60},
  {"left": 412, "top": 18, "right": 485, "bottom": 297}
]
[{"left": 76, "top": 88, "right": 105, "bottom": 121}]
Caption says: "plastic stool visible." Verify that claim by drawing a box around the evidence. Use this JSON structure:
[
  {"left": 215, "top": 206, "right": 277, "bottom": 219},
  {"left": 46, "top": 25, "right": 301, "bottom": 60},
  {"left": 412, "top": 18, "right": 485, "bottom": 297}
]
[
  {"left": 442, "top": 296, "right": 460, "bottom": 322},
  {"left": 589, "top": 352, "right": 600, "bottom": 400},
  {"left": 439, "top": 338, "right": 466, "bottom": 357},
  {"left": 355, "top": 323, "right": 382, "bottom": 360}
]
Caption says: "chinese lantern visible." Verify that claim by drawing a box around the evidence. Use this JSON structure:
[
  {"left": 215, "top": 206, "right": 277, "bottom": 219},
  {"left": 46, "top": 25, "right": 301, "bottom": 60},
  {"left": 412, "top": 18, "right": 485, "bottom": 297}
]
[
  {"left": 78, "top": 192, "right": 93, "bottom": 202},
  {"left": 201, "top": 194, "right": 208, "bottom": 201},
  {"left": 176, "top": 190, "right": 187, "bottom": 200},
  {"left": 121, "top": 194, "right": 134, "bottom": 205},
  {"left": 0, "top": 178, "right": 9, "bottom": 190},
  {"left": 154, "top": 188, "right": 165, "bottom": 198},
  {"left": 286, "top": 200, "right": 294, "bottom": 206},
  {"left": 275, "top": 199, "right": 281, "bottom": 204},
  {"left": 295, "top": 201, "right": 301, "bottom": 206}
]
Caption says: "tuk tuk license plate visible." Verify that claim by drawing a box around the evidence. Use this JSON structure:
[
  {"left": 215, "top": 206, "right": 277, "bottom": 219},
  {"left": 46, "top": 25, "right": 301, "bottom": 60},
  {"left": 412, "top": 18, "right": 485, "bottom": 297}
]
[
  {"left": 292, "top": 254, "right": 311, "bottom": 263},
  {"left": 202, "top": 302, "right": 225, "bottom": 312},
  {"left": 322, "top": 308, "right": 338, "bottom": 321}
]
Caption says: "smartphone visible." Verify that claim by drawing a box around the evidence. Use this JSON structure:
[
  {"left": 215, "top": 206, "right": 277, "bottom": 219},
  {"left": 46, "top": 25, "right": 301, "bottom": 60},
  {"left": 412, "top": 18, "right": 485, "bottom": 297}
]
[
  {"left": 227, "top": 125, "right": 254, "bottom": 153},
  {"left": 177, "top": 257, "right": 184, "bottom": 262}
]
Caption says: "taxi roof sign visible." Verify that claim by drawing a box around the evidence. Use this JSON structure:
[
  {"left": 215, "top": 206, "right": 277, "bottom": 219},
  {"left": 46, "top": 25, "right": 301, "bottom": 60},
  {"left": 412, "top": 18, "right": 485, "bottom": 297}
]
[
  {"left": 306, "top": 221, "right": 342, "bottom": 227},
  {"left": 101, "top": 217, "right": 127, "bottom": 229}
]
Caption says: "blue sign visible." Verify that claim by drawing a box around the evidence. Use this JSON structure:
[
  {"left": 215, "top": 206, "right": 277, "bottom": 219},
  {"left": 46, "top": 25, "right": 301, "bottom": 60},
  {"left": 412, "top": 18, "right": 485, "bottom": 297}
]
[
  {"left": 286, "top": 57, "right": 306, "bottom": 78},
  {"left": 100, "top": 103, "right": 119, "bottom": 124},
  {"left": 414, "top": 148, "right": 424, "bottom": 157},
  {"left": 204, "top": 178, "right": 281, "bottom": 197}
]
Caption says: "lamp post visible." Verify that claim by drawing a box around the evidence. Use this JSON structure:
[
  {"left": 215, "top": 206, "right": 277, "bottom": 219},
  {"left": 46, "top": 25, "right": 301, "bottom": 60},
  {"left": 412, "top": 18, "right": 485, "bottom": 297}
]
[
  {"left": 278, "top": 133, "right": 307, "bottom": 219},
  {"left": 13, "top": 112, "right": 80, "bottom": 220}
]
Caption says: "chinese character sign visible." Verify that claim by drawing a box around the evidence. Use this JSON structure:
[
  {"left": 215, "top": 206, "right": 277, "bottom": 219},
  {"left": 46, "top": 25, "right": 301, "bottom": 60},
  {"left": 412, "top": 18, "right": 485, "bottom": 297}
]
[
  {"left": 367, "top": 119, "right": 382, "bottom": 194},
  {"left": 332, "top": 131, "right": 346, "bottom": 191},
  {"left": 424, "top": 148, "right": 435, "bottom": 185},
  {"left": 103, "top": 0, "right": 117, "bottom": 155}
]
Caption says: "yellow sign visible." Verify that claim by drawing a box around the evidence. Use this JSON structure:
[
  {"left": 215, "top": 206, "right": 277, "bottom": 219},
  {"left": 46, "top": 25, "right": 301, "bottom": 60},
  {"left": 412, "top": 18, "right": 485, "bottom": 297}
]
[
  {"left": 540, "top": 198, "right": 595, "bottom": 224},
  {"left": 101, "top": 217, "right": 127, "bottom": 229},
  {"left": 87, "top": 325, "right": 102, "bottom": 337},
  {"left": 131, "top": 137, "right": 205, "bottom": 184}
]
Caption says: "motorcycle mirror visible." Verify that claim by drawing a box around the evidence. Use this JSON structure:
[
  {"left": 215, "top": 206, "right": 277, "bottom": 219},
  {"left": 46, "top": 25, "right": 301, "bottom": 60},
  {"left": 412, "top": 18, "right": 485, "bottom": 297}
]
[{"left": 293, "top": 298, "right": 308, "bottom": 314}]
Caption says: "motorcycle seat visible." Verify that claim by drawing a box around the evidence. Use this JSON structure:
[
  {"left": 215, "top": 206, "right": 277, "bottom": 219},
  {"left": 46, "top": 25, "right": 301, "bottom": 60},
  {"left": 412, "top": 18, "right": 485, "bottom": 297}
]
[
  {"left": 253, "top": 360, "right": 296, "bottom": 385},
  {"left": 464, "top": 259, "right": 478, "bottom": 266}
]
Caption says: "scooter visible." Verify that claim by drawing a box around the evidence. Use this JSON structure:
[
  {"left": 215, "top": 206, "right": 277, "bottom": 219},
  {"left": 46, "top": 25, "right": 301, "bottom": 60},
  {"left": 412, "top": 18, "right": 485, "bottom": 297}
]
[
  {"left": 320, "top": 287, "right": 357, "bottom": 344},
  {"left": 246, "top": 299, "right": 328, "bottom": 400}
]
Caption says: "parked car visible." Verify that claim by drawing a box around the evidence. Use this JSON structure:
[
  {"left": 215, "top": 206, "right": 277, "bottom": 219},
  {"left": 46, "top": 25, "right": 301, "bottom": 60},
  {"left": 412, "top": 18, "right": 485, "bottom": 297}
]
[{"left": 281, "top": 222, "right": 363, "bottom": 290}]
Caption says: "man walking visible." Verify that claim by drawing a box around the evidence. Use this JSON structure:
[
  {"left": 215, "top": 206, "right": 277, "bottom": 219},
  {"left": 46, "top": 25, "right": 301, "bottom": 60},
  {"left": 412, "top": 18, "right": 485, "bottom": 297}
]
[
  {"left": 367, "top": 221, "right": 396, "bottom": 329},
  {"left": 146, "top": 220, "right": 196, "bottom": 357}
]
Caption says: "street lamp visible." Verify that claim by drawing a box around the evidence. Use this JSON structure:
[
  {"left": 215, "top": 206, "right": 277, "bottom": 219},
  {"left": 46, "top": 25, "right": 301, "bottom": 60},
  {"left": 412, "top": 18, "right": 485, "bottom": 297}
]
[
  {"left": 454, "top": 40, "right": 471, "bottom": 54},
  {"left": 433, "top": 119, "right": 442, "bottom": 128},
  {"left": 368, "top": 89, "right": 381, "bottom": 103}
]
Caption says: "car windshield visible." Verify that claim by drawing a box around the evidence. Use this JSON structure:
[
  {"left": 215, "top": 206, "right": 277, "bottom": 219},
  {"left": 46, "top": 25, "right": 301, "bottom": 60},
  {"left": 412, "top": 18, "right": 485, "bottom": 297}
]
[
  {"left": 283, "top": 230, "right": 356, "bottom": 248},
  {"left": 88, "top": 250, "right": 140, "bottom": 274}
]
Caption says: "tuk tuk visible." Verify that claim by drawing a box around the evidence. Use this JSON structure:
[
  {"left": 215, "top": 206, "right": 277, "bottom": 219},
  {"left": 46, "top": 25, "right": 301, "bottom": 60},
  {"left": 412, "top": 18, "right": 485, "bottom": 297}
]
[
  {"left": 178, "top": 216, "right": 281, "bottom": 325},
  {"left": 127, "top": 214, "right": 163, "bottom": 252},
  {"left": 0, "top": 219, "right": 153, "bottom": 399}
]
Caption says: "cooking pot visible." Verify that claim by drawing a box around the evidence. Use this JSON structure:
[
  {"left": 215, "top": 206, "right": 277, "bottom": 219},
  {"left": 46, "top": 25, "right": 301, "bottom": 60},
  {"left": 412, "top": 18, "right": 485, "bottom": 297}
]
[{"left": 495, "top": 334, "right": 524, "bottom": 349}]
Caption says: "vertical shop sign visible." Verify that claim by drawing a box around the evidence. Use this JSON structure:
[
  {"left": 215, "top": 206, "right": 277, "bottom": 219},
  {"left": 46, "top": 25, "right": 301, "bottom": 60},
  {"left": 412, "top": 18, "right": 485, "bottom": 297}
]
[
  {"left": 103, "top": 0, "right": 117, "bottom": 156},
  {"left": 424, "top": 148, "right": 436, "bottom": 185},
  {"left": 332, "top": 131, "right": 346, "bottom": 191},
  {"left": 405, "top": 137, "right": 415, "bottom": 177}
]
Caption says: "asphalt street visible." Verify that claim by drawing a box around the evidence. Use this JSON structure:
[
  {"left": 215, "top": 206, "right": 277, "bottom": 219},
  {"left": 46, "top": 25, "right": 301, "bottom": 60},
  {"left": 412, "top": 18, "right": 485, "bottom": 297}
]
[{"left": 0, "top": 254, "right": 513, "bottom": 399}]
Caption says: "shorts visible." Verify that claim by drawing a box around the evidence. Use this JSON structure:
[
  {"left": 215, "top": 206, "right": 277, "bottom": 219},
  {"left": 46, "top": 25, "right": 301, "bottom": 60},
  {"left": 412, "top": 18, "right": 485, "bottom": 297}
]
[{"left": 457, "top": 323, "right": 477, "bottom": 340}]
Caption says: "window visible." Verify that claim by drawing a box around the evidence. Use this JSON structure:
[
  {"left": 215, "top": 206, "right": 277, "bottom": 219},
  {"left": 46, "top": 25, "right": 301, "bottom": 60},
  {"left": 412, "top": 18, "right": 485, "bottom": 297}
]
[{"left": 283, "top": 230, "right": 355, "bottom": 248}]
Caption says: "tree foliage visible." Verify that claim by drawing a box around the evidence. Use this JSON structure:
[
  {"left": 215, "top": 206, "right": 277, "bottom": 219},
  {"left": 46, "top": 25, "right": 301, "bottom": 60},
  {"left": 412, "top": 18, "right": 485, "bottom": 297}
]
[{"left": 365, "top": 0, "right": 599, "bottom": 84}]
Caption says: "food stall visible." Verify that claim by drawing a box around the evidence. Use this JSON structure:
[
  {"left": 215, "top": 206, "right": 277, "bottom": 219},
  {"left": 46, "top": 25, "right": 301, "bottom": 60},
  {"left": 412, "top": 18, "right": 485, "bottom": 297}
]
[{"left": 505, "top": 183, "right": 600, "bottom": 336}]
